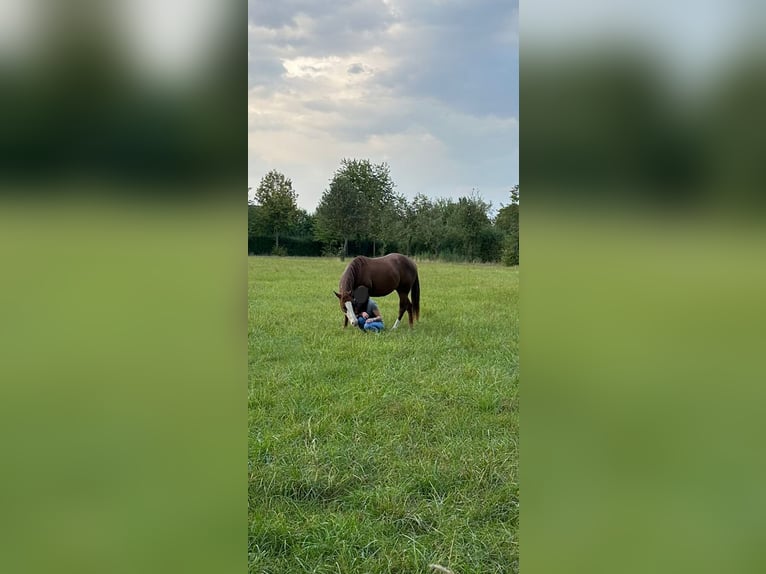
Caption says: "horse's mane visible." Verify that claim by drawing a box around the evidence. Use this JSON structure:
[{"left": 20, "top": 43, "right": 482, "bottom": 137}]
[{"left": 339, "top": 256, "right": 366, "bottom": 293}]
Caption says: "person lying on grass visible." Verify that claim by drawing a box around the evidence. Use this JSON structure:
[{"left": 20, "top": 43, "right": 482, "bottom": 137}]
[{"left": 355, "top": 298, "right": 384, "bottom": 333}]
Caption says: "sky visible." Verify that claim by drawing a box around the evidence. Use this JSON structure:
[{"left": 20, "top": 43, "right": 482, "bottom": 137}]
[{"left": 248, "top": 0, "right": 519, "bottom": 214}]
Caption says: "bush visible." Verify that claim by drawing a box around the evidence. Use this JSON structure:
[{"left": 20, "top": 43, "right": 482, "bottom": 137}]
[
  {"left": 271, "top": 245, "right": 288, "bottom": 256},
  {"left": 248, "top": 235, "right": 324, "bottom": 256},
  {"left": 321, "top": 243, "right": 341, "bottom": 258},
  {"left": 501, "top": 234, "right": 519, "bottom": 266},
  {"left": 477, "top": 226, "right": 504, "bottom": 262}
]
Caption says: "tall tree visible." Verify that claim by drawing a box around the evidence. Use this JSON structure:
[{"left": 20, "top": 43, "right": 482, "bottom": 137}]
[
  {"left": 338, "top": 158, "right": 397, "bottom": 255},
  {"left": 408, "top": 194, "right": 438, "bottom": 257},
  {"left": 253, "top": 170, "right": 299, "bottom": 250},
  {"left": 314, "top": 158, "right": 397, "bottom": 258},
  {"left": 289, "top": 209, "right": 315, "bottom": 238},
  {"left": 453, "top": 192, "right": 493, "bottom": 260},
  {"left": 314, "top": 174, "right": 364, "bottom": 259},
  {"left": 248, "top": 203, "right": 268, "bottom": 237},
  {"left": 380, "top": 193, "right": 410, "bottom": 255},
  {"left": 495, "top": 185, "right": 519, "bottom": 266}
]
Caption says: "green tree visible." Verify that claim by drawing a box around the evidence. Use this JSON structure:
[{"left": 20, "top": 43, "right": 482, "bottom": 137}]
[
  {"left": 340, "top": 158, "right": 397, "bottom": 254},
  {"left": 434, "top": 198, "right": 461, "bottom": 258},
  {"left": 314, "top": 174, "right": 364, "bottom": 259},
  {"left": 380, "top": 193, "right": 411, "bottom": 255},
  {"left": 314, "top": 158, "right": 397, "bottom": 258},
  {"left": 496, "top": 185, "right": 519, "bottom": 266},
  {"left": 453, "top": 192, "right": 494, "bottom": 261},
  {"left": 252, "top": 170, "right": 299, "bottom": 250},
  {"left": 247, "top": 203, "right": 268, "bottom": 238},
  {"left": 289, "top": 209, "right": 315, "bottom": 238},
  {"left": 409, "top": 194, "right": 438, "bottom": 257}
]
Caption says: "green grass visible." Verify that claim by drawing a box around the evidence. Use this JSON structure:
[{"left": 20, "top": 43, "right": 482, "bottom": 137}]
[{"left": 248, "top": 256, "right": 519, "bottom": 574}]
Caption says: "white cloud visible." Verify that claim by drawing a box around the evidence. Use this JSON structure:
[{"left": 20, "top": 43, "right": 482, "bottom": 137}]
[
  {"left": 248, "top": 0, "right": 519, "bottom": 212},
  {"left": 248, "top": 12, "right": 313, "bottom": 44},
  {"left": 277, "top": 49, "right": 393, "bottom": 103}
]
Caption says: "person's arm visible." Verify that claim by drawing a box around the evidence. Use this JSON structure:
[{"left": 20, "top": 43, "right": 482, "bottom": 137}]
[{"left": 365, "top": 308, "right": 383, "bottom": 323}]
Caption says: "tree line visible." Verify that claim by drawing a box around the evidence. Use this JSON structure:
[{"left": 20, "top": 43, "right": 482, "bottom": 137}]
[{"left": 249, "top": 158, "right": 519, "bottom": 265}]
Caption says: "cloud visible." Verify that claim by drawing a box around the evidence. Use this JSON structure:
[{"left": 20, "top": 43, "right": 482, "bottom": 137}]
[
  {"left": 375, "top": 1, "right": 519, "bottom": 117},
  {"left": 248, "top": 0, "right": 519, "bottom": 212}
]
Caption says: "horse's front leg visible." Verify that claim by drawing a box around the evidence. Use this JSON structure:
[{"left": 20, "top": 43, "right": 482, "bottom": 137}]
[{"left": 344, "top": 315, "right": 349, "bottom": 328}]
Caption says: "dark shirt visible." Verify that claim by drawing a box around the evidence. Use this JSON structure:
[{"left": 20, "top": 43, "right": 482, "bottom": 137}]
[{"left": 365, "top": 299, "right": 381, "bottom": 319}]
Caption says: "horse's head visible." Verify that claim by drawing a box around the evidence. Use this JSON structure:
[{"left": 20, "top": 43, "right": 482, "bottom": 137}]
[{"left": 334, "top": 290, "right": 356, "bottom": 324}]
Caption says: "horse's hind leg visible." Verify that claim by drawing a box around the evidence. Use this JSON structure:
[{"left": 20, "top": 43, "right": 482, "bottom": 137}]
[
  {"left": 393, "top": 292, "right": 412, "bottom": 330},
  {"left": 392, "top": 302, "right": 403, "bottom": 330}
]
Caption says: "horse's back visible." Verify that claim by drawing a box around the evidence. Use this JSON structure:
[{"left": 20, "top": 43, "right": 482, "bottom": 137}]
[
  {"left": 379, "top": 253, "right": 418, "bottom": 285},
  {"left": 358, "top": 253, "right": 416, "bottom": 296},
  {"left": 381, "top": 252, "right": 417, "bottom": 271}
]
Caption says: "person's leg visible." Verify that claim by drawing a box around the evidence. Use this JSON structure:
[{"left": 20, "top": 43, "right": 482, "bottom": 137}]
[
  {"left": 364, "top": 321, "right": 384, "bottom": 332},
  {"left": 357, "top": 317, "right": 366, "bottom": 329}
]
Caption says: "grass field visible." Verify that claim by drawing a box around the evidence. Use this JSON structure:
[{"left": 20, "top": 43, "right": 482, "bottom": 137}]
[{"left": 248, "top": 256, "right": 519, "bottom": 574}]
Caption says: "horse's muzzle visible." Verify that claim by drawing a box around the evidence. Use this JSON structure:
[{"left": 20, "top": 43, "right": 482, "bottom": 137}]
[{"left": 344, "top": 301, "right": 357, "bottom": 325}]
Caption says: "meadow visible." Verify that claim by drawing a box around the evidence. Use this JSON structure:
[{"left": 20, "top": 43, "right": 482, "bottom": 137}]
[{"left": 248, "top": 256, "right": 519, "bottom": 574}]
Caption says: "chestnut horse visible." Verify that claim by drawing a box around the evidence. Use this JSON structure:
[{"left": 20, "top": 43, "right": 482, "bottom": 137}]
[{"left": 334, "top": 253, "right": 420, "bottom": 330}]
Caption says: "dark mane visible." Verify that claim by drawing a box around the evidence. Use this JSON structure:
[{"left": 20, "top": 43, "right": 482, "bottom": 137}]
[{"left": 339, "top": 256, "right": 366, "bottom": 293}]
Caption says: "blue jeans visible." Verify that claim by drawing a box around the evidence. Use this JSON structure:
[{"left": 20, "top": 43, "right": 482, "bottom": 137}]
[{"left": 357, "top": 317, "right": 384, "bottom": 332}]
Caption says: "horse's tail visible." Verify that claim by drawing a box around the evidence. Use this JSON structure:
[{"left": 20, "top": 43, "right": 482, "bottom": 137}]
[{"left": 412, "top": 274, "right": 420, "bottom": 321}]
